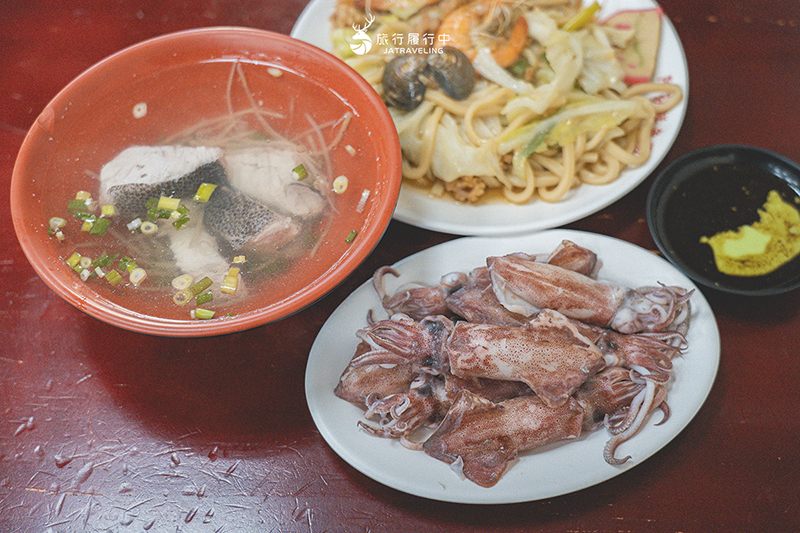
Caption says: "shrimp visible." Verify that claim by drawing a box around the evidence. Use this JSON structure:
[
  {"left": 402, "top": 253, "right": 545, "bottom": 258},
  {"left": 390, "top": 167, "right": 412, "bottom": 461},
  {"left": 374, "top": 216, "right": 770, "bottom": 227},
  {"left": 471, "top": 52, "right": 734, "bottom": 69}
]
[{"left": 435, "top": 0, "right": 529, "bottom": 67}]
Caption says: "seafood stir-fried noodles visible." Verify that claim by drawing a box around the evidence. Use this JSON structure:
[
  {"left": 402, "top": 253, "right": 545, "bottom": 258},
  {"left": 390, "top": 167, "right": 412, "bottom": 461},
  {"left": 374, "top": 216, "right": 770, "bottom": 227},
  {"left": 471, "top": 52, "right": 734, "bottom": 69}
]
[
  {"left": 331, "top": 0, "right": 683, "bottom": 204},
  {"left": 334, "top": 240, "right": 693, "bottom": 487}
]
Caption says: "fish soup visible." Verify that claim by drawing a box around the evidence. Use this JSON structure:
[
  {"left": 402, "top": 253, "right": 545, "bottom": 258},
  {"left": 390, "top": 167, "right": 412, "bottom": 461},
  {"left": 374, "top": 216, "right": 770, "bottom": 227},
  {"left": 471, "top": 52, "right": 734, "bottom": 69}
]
[{"left": 37, "top": 59, "right": 374, "bottom": 323}]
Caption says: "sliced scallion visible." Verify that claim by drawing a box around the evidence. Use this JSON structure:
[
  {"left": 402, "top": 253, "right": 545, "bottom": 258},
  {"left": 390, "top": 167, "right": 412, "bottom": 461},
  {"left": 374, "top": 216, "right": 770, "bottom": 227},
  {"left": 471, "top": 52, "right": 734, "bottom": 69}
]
[
  {"left": 221, "top": 275, "right": 238, "bottom": 295},
  {"left": 333, "top": 175, "right": 349, "bottom": 194},
  {"left": 49, "top": 217, "right": 67, "bottom": 231},
  {"left": 172, "top": 214, "right": 190, "bottom": 230},
  {"left": 106, "top": 269, "right": 123, "bottom": 286},
  {"left": 190, "top": 276, "right": 213, "bottom": 295},
  {"left": 345, "top": 230, "right": 358, "bottom": 244},
  {"left": 194, "top": 308, "right": 216, "bottom": 320},
  {"left": 140, "top": 221, "right": 158, "bottom": 235},
  {"left": 89, "top": 217, "right": 111, "bottom": 236},
  {"left": 171, "top": 274, "right": 194, "bottom": 290},
  {"left": 292, "top": 164, "right": 308, "bottom": 181},
  {"left": 129, "top": 268, "right": 147, "bottom": 286},
  {"left": 68, "top": 198, "right": 90, "bottom": 215},
  {"left": 173, "top": 289, "right": 193, "bottom": 306},
  {"left": 66, "top": 252, "right": 81, "bottom": 268},
  {"left": 157, "top": 196, "right": 181, "bottom": 212},
  {"left": 196, "top": 291, "right": 213, "bottom": 305},
  {"left": 193, "top": 183, "right": 217, "bottom": 203},
  {"left": 92, "top": 253, "right": 111, "bottom": 268}
]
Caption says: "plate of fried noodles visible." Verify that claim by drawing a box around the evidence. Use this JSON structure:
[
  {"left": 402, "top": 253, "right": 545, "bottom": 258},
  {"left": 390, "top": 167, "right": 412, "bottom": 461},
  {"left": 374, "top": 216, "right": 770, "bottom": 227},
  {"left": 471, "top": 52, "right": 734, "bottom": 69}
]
[{"left": 292, "top": 0, "right": 688, "bottom": 236}]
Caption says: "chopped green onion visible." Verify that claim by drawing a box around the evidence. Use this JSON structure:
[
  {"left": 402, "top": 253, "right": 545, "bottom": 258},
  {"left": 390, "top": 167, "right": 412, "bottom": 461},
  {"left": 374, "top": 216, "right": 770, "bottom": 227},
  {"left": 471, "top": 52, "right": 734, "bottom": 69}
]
[
  {"left": 127, "top": 218, "right": 143, "bottom": 231},
  {"left": 92, "top": 253, "right": 111, "bottom": 268},
  {"left": 129, "top": 268, "right": 147, "bottom": 286},
  {"left": 193, "top": 308, "right": 216, "bottom": 320},
  {"left": 117, "top": 256, "right": 132, "bottom": 271},
  {"left": 173, "top": 289, "right": 193, "bottom": 306},
  {"left": 157, "top": 196, "right": 181, "bottom": 211},
  {"left": 49, "top": 217, "right": 67, "bottom": 231},
  {"left": 66, "top": 252, "right": 82, "bottom": 268},
  {"left": 345, "top": 230, "right": 358, "bottom": 244},
  {"left": 74, "top": 212, "right": 97, "bottom": 223},
  {"left": 144, "top": 198, "right": 159, "bottom": 209},
  {"left": 146, "top": 207, "right": 159, "bottom": 221},
  {"left": 101, "top": 205, "right": 116, "bottom": 217},
  {"left": 172, "top": 214, "right": 190, "bottom": 230},
  {"left": 75, "top": 190, "right": 92, "bottom": 201},
  {"left": 190, "top": 276, "right": 213, "bottom": 295},
  {"left": 333, "top": 175, "right": 349, "bottom": 194},
  {"left": 193, "top": 183, "right": 217, "bottom": 203},
  {"left": 106, "top": 269, "right": 123, "bottom": 286},
  {"left": 292, "top": 164, "right": 308, "bottom": 181},
  {"left": 140, "top": 221, "right": 158, "bottom": 235},
  {"left": 172, "top": 274, "right": 194, "bottom": 290},
  {"left": 79, "top": 256, "right": 93, "bottom": 269},
  {"left": 81, "top": 220, "right": 93, "bottom": 232},
  {"left": 89, "top": 217, "right": 111, "bottom": 236},
  {"left": 177, "top": 204, "right": 190, "bottom": 215},
  {"left": 172, "top": 275, "right": 194, "bottom": 290},
  {"left": 221, "top": 274, "right": 238, "bottom": 295},
  {"left": 196, "top": 291, "right": 213, "bottom": 305},
  {"left": 68, "top": 198, "right": 90, "bottom": 215}
]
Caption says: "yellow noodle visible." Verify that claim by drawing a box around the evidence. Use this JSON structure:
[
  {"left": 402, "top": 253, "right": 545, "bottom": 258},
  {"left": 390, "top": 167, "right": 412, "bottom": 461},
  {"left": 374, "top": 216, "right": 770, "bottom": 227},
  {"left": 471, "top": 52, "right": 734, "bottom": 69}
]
[
  {"left": 624, "top": 83, "right": 683, "bottom": 114},
  {"left": 464, "top": 86, "right": 515, "bottom": 145},
  {"left": 502, "top": 158, "right": 536, "bottom": 203},
  {"left": 536, "top": 141, "right": 576, "bottom": 203}
]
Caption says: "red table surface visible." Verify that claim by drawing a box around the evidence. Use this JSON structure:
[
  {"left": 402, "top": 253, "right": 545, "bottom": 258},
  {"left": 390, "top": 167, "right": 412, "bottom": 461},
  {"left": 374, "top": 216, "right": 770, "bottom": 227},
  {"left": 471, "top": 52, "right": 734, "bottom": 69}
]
[{"left": 2, "top": 1, "right": 799, "bottom": 532}]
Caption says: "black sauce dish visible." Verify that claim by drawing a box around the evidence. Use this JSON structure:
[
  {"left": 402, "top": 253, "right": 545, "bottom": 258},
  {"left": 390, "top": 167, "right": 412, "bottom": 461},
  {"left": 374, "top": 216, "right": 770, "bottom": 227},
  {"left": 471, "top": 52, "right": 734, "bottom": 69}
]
[{"left": 646, "top": 144, "right": 800, "bottom": 296}]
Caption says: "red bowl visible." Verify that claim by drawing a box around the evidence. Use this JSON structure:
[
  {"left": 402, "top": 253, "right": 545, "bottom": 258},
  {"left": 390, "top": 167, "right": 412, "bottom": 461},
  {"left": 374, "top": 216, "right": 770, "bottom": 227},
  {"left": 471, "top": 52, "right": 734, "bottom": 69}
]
[{"left": 11, "top": 27, "right": 401, "bottom": 337}]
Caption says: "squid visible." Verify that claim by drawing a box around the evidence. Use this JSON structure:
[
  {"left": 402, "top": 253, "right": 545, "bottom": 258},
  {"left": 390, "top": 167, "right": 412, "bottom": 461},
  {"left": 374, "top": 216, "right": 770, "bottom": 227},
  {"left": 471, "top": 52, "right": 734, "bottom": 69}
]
[
  {"left": 333, "top": 241, "right": 692, "bottom": 486},
  {"left": 422, "top": 366, "right": 667, "bottom": 487},
  {"left": 488, "top": 253, "right": 693, "bottom": 335},
  {"left": 357, "top": 309, "right": 607, "bottom": 408},
  {"left": 374, "top": 240, "right": 599, "bottom": 323}
]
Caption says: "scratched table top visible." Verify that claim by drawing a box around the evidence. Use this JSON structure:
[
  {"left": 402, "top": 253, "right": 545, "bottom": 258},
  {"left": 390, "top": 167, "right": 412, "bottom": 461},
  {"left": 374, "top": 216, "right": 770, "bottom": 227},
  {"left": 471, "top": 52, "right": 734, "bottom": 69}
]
[{"left": 2, "top": 1, "right": 800, "bottom": 532}]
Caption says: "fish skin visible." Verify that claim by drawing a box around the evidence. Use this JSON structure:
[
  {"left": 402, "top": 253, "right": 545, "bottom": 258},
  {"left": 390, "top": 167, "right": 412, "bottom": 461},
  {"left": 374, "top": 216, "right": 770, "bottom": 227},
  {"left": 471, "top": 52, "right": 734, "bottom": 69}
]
[
  {"left": 107, "top": 161, "right": 227, "bottom": 220},
  {"left": 99, "top": 146, "right": 227, "bottom": 220},
  {"left": 203, "top": 185, "right": 299, "bottom": 251}
]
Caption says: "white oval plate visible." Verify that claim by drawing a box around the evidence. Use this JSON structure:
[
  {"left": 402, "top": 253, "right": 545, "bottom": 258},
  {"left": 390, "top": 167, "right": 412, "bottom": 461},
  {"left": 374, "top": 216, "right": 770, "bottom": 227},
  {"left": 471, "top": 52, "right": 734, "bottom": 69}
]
[
  {"left": 292, "top": 0, "right": 689, "bottom": 236},
  {"left": 305, "top": 230, "right": 719, "bottom": 503}
]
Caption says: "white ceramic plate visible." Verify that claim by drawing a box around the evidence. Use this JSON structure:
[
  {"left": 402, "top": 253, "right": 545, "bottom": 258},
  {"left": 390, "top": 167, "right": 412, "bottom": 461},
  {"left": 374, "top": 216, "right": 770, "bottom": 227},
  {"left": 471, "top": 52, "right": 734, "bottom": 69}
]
[
  {"left": 292, "top": 0, "right": 689, "bottom": 236},
  {"left": 305, "top": 230, "right": 719, "bottom": 503}
]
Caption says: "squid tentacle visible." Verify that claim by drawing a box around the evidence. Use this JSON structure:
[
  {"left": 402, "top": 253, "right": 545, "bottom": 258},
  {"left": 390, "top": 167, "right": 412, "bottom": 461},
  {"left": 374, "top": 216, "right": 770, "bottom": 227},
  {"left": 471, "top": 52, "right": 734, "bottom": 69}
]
[{"left": 603, "top": 376, "right": 669, "bottom": 465}]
